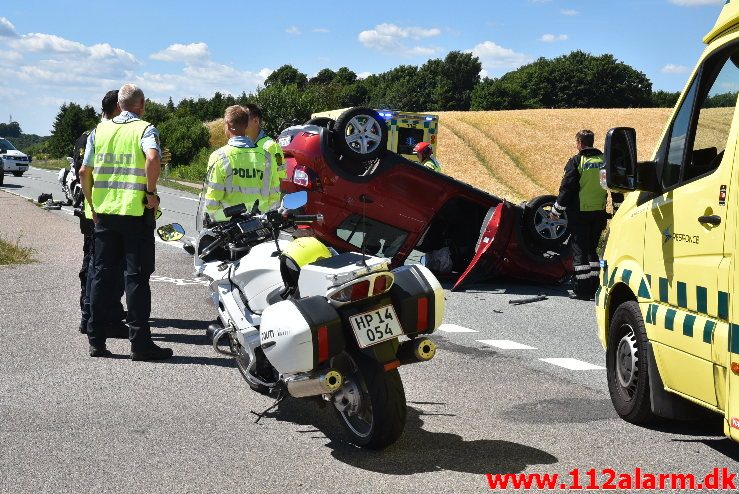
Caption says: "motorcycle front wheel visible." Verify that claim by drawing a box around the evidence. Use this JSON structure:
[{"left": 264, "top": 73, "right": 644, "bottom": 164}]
[{"left": 332, "top": 350, "right": 406, "bottom": 449}]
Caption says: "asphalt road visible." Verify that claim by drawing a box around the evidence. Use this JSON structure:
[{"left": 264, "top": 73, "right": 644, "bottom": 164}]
[{"left": 1, "top": 173, "right": 738, "bottom": 494}]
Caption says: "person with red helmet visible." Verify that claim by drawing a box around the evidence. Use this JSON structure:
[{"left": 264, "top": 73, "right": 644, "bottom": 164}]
[{"left": 413, "top": 142, "right": 442, "bottom": 172}]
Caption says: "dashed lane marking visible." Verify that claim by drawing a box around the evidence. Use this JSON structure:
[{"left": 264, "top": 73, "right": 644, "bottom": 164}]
[
  {"left": 437, "top": 323, "right": 478, "bottom": 333},
  {"left": 538, "top": 358, "right": 605, "bottom": 370},
  {"left": 477, "top": 339, "right": 537, "bottom": 350},
  {"left": 150, "top": 275, "right": 208, "bottom": 286}
]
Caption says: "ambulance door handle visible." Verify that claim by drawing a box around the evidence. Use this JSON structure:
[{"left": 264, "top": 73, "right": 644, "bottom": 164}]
[{"left": 698, "top": 215, "right": 721, "bottom": 225}]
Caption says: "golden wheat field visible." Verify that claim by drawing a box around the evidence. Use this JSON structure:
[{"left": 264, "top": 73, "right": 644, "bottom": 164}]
[
  {"left": 205, "top": 108, "right": 676, "bottom": 203},
  {"left": 435, "top": 108, "right": 673, "bottom": 203}
]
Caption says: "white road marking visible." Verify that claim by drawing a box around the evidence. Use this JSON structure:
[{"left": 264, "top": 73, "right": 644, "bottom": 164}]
[
  {"left": 437, "top": 323, "right": 478, "bottom": 333},
  {"left": 478, "top": 339, "right": 537, "bottom": 350},
  {"left": 150, "top": 275, "right": 208, "bottom": 286},
  {"left": 179, "top": 196, "right": 199, "bottom": 202},
  {"left": 539, "top": 358, "right": 605, "bottom": 370}
]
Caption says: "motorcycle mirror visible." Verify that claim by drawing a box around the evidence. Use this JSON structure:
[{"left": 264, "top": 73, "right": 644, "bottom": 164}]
[
  {"left": 156, "top": 223, "right": 186, "bottom": 242},
  {"left": 281, "top": 191, "right": 308, "bottom": 210},
  {"left": 251, "top": 199, "right": 260, "bottom": 214}
]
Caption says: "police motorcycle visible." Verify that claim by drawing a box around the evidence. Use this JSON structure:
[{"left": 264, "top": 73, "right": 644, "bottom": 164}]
[
  {"left": 158, "top": 191, "right": 444, "bottom": 449},
  {"left": 58, "top": 157, "right": 80, "bottom": 206}
]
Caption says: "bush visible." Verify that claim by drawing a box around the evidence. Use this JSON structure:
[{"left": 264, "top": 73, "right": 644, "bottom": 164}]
[
  {"left": 158, "top": 115, "right": 210, "bottom": 166},
  {"left": 168, "top": 146, "right": 212, "bottom": 182}
]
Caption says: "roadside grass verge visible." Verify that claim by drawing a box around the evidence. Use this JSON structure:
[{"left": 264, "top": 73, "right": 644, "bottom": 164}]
[
  {"left": 0, "top": 235, "right": 35, "bottom": 265},
  {"left": 31, "top": 159, "right": 67, "bottom": 171},
  {"left": 159, "top": 178, "right": 201, "bottom": 196}
]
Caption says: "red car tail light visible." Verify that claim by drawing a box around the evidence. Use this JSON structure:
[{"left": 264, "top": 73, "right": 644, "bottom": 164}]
[
  {"left": 293, "top": 165, "right": 320, "bottom": 190},
  {"left": 330, "top": 280, "right": 370, "bottom": 303}
]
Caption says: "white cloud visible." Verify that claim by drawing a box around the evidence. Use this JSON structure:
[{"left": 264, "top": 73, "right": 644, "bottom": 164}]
[
  {"left": 0, "top": 17, "right": 18, "bottom": 38},
  {"left": 0, "top": 50, "right": 22, "bottom": 64},
  {"left": 358, "top": 23, "right": 442, "bottom": 57},
  {"left": 150, "top": 42, "right": 210, "bottom": 63},
  {"left": 10, "top": 33, "right": 86, "bottom": 54},
  {"left": 668, "top": 0, "right": 724, "bottom": 5},
  {"left": 540, "top": 34, "right": 568, "bottom": 43},
  {"left": 357, "top": 71, "right": 372, "bottom": 79},
  {"left": 313, "top": 28, "right": 329, "bottom": 33},
  {"left": 661, "top": 64, "right": 690, "bottom": 74},
  {"left": 286, "top": 26, "right": 301, "bottom": 35},
  {"left": 561, "top": 9, "right": 579, "bottom": 16},
  {"left": 469, "top": 41, "right": 532, "bottom": 77}
]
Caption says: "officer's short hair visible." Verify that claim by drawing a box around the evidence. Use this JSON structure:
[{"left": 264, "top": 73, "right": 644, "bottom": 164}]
[
  {"left": 242, "top": 103, "right": 263, "bottom": 122},
  {"left": 101, "top": 90, "right": 119, "bottom": 117},
  {"left": 118, "top": 84, "right": 144, "bottom": 111},
  {"left": 576, "top": 130, "right": 595, "bottom": 147},
  {"left": 225, "top": 105, "right": 249, "bottom": 131}
]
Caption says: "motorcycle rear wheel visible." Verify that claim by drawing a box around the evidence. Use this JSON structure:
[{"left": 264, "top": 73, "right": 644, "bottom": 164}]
[{"left": 333, "top": 351, "right": 406, "bottom": 449}]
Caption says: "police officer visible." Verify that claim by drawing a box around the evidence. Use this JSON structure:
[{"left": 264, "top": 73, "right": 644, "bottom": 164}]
[
  {"left": 76, "top": 90, "right": 126, "bottom": 337},
  {"left": 79, "top": 83, "right": 172, "bottom": 360},
  {"left": 203, "top": 105, "right": 280, "bottom": 220},
  {"left": 551, "top": 130, "right": 622, "bottom": 300},
  {"left": 242, "top": 103, "right": 285, "bottom": 210},
  {"left": 413, "top": 142, "right": 442, "bottom": 172}
]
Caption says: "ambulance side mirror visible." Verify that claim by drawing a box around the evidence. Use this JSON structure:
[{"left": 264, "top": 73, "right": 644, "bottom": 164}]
[{"left": 604, "top": 127, "right": 658, "bottom": 194}]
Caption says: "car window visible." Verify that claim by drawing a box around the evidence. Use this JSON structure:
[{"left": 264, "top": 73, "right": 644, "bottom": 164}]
[
  {"left": 0, "top": 138, "right": 16, "bottom": 151},
  {"left": 336, "top": 214, "right": 408, "bottom": 259},
  {"left": 663, "top": 44, "right": 739, "bottom": 189}
]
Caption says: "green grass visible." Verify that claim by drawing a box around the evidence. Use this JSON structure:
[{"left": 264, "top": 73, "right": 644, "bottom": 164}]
[
  {"left": 0, "top": 235, "right": 35, "bottom": 265},
  {"left": 30, "top": 159, "right": 67, "bottom": 171},
  {"left": 159, "top": 178, "right": 201, "bottom": 195}
]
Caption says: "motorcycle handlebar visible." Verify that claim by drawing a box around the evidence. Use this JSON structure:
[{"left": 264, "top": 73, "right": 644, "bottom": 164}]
[
  {"left": 199, "top": 235, "right": 226, "bottom": 260},
  {"left": 292, "top": 214, "right": 323, "bottom": 224}
]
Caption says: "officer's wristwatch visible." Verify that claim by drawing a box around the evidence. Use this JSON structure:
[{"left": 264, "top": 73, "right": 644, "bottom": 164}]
[{"left": 145, "top": 189, "right": 158, "bottom": 196}]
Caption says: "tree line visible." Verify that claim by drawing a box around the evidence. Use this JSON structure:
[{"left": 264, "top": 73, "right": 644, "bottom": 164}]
[{"left": 18, "top": 50, "right": 699, "bottom": 171}]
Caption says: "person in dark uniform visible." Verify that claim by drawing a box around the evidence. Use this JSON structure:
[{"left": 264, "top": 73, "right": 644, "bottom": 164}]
[
  {"left": 79, "top": 83, "right": 172, "bottom": 360},
  {"left": 76, "top": 90, "right": 127, "bottom": 337},
  {"left": 550, "top": 130, "right": 622, "bottom": 300}
]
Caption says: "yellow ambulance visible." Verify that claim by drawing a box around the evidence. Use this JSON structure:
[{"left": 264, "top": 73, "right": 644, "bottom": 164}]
[
  {"left": 598, "top": 1, "right": 739, "bottom": 440},
  {"left": 309, "top": 108, "right": 439, "bottom": 163}
]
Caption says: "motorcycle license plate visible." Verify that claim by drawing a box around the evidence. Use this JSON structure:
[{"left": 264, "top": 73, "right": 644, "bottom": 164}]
[{"left": 350, "top": 305, "right": 403, "bottom": 348}]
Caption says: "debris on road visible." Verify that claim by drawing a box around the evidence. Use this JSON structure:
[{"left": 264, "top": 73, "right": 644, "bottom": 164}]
[{"left": 508, "top": 295, "right": 548, "bottom": 305}]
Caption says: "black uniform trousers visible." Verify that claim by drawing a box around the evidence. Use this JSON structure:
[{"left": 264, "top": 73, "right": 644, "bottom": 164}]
[
  {"left": 569, "top": 210, "right": 607, "bottom": 298},
  {"left": 88, "top": 213, "right": 155, "bottom": 351}
]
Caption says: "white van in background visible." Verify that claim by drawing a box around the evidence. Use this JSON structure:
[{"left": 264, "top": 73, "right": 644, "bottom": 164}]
[{"left": 0, "top": 137, "right": 30, "bottom": 177}]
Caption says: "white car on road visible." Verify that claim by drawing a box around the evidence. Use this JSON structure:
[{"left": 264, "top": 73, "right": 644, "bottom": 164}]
[{"left": 0, "top": 137, "right": 30, "bottom": 177}]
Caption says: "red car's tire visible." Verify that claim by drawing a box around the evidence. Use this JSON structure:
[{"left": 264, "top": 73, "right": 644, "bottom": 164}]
[
  {"left": 334, "top": 107, "right": 388, "bottom": 161},
  {"left": 523, "top": 195, "right": 569, "bottom": 250}
]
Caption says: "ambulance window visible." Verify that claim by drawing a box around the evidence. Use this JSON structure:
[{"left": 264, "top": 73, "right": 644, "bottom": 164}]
[
  {"left": 663, "top": 81, "right": 697, "bottom": 188},
  {"left": 684, "top": 52, "right": 739, "bottom": 182}
]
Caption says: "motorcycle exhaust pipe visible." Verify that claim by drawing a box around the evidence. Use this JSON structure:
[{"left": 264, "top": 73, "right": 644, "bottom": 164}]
[
  {"left": 286, "top": 369, "right": 344, "bottom": 398},
  {"left": 210, "top": 324, "right": 238, "bottom": 357},
  {"left": 397, "top": 338, "right": 436, "bottom": 366}
]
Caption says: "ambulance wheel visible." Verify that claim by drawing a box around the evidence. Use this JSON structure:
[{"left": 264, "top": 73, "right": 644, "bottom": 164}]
[
  {"left": 523, "top": 195, "right": 569, "bottom": 250},
  {"left": 333, "top": 350, "right": 406, "bottom": 449},
  {"left": 334, "top": 107, "right": 388, "bottom": 161},
  {"left": 606, "top": 301, "right": 656, "bottom": 424},
  {"left": 12, "top": 171, "right": 23, "bottom": 177}
]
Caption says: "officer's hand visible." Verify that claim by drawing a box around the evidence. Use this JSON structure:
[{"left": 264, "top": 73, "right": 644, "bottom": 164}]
[{"left": 145, "top": 194, "right": 160, "bottom": 210}]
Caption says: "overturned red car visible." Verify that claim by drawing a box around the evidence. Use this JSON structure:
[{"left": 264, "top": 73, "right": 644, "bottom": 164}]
[{"left": 278, "top": 107, "right": 572, "bottom": 289}]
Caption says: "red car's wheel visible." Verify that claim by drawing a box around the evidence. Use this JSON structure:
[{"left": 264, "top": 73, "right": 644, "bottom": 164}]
[{"left": 334, "top": 107, "right": 388, "bottom": 161}]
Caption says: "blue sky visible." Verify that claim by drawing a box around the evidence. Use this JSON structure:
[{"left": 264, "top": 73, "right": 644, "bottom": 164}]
[{"left": 0, "top": 0, "right": 726, "bottom": 135}]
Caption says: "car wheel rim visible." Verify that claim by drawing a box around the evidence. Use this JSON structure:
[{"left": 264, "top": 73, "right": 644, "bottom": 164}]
[
  {"left": 344, "top": 115, "right": 382, "bottom": 155},
  {"left": 534, "top": 204, "right": 567, "bottom": 240},
  {"left": 615, "top": 326, "right": 639, "bottom": 399}
]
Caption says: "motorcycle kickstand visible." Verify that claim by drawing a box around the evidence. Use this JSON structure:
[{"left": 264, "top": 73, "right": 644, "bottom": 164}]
[{"left": 250, "top": 384, "right": 287, "bottom": 424}]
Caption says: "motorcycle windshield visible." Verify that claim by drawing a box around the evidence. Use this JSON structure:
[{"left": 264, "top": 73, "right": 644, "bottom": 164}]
[{"left": 452, "top": 203, "right": 513, "bottom": 291}]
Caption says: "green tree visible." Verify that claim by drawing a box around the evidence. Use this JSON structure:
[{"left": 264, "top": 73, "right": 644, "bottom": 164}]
[
  {"left": 309, "top": 68, "right": 336, "bottom": 86},
  {"left": 0, "top": 121, "right": 22, "bottom": 138},
  {"left": 47, "top": 103, "right": 98, "bottom": 158},
  {"left": 423, "top": 51, "right": 482, "bottom": 110},
  {"left": 651, "top": 90, "right": 680, "bottom": 108},
  {"left": 158, "top": 115, "right": 210, "bottom": 166},
  {"left": 265, "top": 65, "right": 308, "bottom": 89},
  {"left": 471, "top": 78, "right": 525, "bottom": 110},
  {"left": 144, "top": 99, "right": 173, "bottom": 127},
  {"left": 254, "top": 83, "right": 313, "bottom": 135}
]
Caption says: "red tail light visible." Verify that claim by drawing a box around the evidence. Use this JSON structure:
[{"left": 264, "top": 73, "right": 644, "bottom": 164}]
[
  {"left": 372, "top": 274, "right": 390, "bottom": 295},
  {"left": 293, "top": 165, "right": 320, "bottom": 190},
  {"left": 350, "top": 280, "right": 370, "bottom": 301}
]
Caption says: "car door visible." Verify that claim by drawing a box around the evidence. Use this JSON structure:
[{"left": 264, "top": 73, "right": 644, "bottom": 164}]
[{"left": 643, "top": 41, "right": 739, "bottom": 408}]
